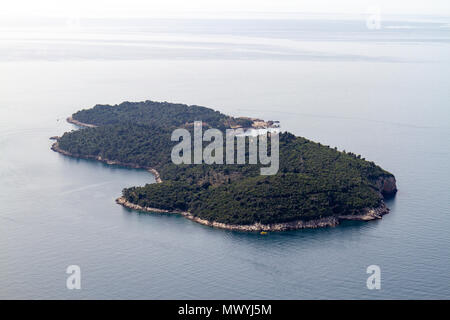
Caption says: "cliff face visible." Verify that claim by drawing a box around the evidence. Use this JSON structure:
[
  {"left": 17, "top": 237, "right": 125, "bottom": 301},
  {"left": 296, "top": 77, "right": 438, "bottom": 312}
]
[{"left": 375, "top": 175, "right": 398, "bottom": 197}]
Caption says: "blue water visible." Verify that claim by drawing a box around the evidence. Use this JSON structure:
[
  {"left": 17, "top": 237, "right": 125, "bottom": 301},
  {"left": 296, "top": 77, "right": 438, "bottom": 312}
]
[{"left": 0, "top": 17, "right": 449, "bottom": 299}]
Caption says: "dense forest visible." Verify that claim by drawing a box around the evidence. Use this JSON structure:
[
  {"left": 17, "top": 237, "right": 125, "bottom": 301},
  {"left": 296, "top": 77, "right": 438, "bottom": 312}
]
[
  {"left": 56, "top": 100, "right": 396, "bottom": 226},
  {"left": 72, "top": 100, "right": 254, "bottom": 129}
]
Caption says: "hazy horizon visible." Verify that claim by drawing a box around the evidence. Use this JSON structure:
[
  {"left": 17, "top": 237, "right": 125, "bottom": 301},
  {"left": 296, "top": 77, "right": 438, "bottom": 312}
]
[{"left": 2, "top": 0, "right": 450, "bottom": 19}]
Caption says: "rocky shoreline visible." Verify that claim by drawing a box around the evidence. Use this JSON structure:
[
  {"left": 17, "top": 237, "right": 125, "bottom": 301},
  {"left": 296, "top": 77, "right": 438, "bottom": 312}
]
[
  {"left": 115, "top": 196, "right": 390, "bottom": 232},
  {"left": 67, "top": 116, "right": 98, "bottom": 128}
]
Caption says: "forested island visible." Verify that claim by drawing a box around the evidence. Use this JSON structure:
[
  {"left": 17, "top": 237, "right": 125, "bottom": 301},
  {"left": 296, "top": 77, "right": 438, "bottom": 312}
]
[{"left": 52, "top": 100, "right": 397, "bottom": 231}]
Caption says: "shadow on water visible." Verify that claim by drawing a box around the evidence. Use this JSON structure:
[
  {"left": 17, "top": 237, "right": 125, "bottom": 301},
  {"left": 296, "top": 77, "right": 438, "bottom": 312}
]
[
  {"left": 119, "top": 198, "right": 383, "bottom": 245},
  {"left": 384, "top": 195, "right": 398, "bottom": 210},
  {"left": 57, "top": 152, "right": 155, "bottom": 184},
  {"left": 59, "top": 153, "right": 148, "bottom": 173}
]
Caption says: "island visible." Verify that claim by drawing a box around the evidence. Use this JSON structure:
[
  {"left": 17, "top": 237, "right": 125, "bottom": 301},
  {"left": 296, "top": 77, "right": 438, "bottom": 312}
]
[{"left": 51, "top": 100, "right": 397, "bottom": 232}]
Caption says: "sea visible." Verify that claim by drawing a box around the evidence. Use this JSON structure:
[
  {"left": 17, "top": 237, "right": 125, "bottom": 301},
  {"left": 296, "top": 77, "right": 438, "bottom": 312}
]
[{"left": 0, "top": 15, "right": 449, "bottom": 299}]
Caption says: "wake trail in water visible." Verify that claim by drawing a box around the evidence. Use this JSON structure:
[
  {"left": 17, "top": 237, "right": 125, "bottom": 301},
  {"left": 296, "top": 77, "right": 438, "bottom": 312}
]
[{"left": 57, "top": 181, "right": 114, "bottom": 196}]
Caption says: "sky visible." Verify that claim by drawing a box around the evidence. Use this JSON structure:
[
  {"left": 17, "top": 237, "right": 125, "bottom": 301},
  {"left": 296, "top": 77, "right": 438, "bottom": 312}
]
[{"left": 1, "top": 0, "right": 450, "bottom": 19}]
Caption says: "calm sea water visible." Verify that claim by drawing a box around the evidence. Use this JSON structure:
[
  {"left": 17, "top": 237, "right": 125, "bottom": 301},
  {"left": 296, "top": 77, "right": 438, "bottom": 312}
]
[{"left": 1, "top": 17, "right": 450, "bottom": 299}]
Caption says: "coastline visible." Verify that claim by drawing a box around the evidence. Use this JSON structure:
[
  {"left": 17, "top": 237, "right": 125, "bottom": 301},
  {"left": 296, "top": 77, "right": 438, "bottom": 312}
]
[
  {"left": 67, "top": 116, "right": 98, "bottom": 128},
  {"left": 116, "top": 196, "right": 389, "bottom": 232},
  {"left": 51, "top": 140, "right": 162, "bottom": 183}
]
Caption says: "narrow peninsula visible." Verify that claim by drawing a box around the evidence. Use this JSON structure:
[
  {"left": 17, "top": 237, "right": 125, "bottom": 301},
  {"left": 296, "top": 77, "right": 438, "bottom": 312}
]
[{"left": 51, "top": 100, "right": 397, "bottom": 231}]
